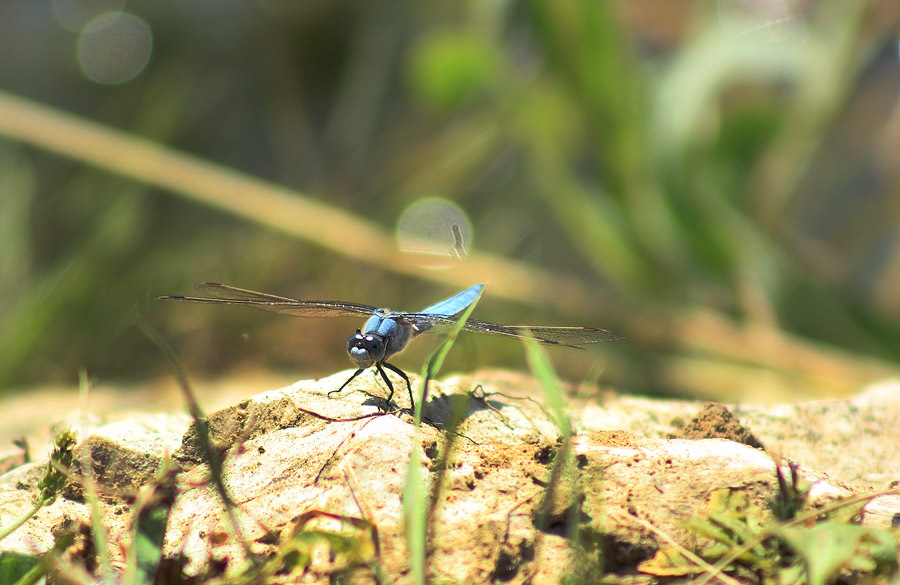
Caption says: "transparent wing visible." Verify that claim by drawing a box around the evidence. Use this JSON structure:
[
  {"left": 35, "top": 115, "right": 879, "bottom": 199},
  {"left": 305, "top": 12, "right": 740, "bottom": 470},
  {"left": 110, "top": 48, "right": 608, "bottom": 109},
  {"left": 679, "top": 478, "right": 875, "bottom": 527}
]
[
  {"left": 158, "top": 283, "right": 625, "bottom": 346},
  {"left": 403, "top": 313, "right": 624, "bottom": 348},
  {"left": 156, "top": 282, "right": 379, "bottom": 318}
]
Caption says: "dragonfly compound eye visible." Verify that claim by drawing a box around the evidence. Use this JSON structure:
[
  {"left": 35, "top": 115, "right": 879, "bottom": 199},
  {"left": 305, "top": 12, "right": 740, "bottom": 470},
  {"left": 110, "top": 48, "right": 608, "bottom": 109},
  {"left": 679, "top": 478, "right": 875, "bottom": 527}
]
[{"left": 346, "top": 330, "right": 385, "bottom": 367}]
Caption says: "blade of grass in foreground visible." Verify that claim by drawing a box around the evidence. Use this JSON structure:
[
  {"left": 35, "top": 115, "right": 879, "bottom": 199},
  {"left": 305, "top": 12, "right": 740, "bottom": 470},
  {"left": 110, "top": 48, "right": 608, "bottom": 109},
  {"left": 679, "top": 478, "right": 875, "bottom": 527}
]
[
  {"left": 414, "top": 287, "right": 485, "bottom": 424},
  {"left": 132, "top": 315, "right": 257, "bottom": 566},
  {"left": 522, "top": 335, "right": 572, "bottom": 438},
  {"left": 78, "top": 369, "right": 115, "bottom": 585},
  {"left": 523, "top": 337, "right": 597, "bottom": 572},
  {"left": 123, "top": 458, "right": 179, "bottom": 585},
  {"left": 404, "top": 287, "right": 484, "bottom": 585}
]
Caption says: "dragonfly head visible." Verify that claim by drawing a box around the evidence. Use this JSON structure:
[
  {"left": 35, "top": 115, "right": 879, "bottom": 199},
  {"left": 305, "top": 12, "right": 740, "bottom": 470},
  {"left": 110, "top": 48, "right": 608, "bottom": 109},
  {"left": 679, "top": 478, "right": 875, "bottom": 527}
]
[{"left": 347, "top": 329, "right": 385, "bottom": 367}]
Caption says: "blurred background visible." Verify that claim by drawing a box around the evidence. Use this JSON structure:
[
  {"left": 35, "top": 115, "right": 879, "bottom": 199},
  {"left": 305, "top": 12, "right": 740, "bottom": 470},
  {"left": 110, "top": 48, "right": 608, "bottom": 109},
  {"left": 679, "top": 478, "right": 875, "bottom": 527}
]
[{"left": 1, "top": 0, "right": 900, "bottom": 404}]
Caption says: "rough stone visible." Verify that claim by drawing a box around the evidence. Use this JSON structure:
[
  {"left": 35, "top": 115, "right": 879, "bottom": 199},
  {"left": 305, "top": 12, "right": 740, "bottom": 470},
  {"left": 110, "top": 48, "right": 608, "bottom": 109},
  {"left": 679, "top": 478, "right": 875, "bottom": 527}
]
[
  {"left": 65, "top": 413, "right": 190, "bottom": 500},
  {"left": 1, "top": 371, "right": 898, "bottom": 583},
  {"left": 0, "top": 413, "right": 189, "bottom": 562}
]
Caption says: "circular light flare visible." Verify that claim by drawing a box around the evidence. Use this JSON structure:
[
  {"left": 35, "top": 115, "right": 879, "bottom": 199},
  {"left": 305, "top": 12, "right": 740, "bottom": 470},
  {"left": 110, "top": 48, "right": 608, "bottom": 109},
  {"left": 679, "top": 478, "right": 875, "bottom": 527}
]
[
  {"left": 396, "top": 198, "right": 474, "bottom": 269},
  {"left": 77, "top": 12, "right": 152, "bottom": 85}
]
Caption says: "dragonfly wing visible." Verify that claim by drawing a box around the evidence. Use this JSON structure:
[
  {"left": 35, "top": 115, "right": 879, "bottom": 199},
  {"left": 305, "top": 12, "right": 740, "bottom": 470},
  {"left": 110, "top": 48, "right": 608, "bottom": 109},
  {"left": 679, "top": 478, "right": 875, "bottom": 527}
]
[
  {"left": 400, "top": 313, "right": 623, "bottom": 347},
  {"left": 194, "top": 282, "right": 308, "bottom": 302},
  {"left": 157, "top": 283, "right": 379, "bottom": 318},
  {"left": 461, "top": 319, "right": 624, "bottom": 347}
]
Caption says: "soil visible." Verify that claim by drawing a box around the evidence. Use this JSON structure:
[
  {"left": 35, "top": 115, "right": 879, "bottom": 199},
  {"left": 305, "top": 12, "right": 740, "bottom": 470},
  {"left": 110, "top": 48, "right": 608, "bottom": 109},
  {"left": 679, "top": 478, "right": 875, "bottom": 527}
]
[{"left": 670, "top": 401, "right": 764, "bottom": 449}]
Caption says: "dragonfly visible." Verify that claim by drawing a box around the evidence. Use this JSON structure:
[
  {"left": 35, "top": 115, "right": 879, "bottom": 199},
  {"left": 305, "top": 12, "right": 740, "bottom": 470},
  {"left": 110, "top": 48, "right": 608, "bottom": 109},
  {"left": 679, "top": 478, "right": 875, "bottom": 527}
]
[{"left": 157, "top": 283, "right": 623, "bottom": 410}]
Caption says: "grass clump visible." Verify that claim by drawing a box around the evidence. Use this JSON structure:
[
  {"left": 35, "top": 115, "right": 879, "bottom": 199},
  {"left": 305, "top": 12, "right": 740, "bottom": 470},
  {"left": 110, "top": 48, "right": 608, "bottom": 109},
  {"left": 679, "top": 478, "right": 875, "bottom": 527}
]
[{"left": 638, "top": 462, "right": 900, "bottom": 584}]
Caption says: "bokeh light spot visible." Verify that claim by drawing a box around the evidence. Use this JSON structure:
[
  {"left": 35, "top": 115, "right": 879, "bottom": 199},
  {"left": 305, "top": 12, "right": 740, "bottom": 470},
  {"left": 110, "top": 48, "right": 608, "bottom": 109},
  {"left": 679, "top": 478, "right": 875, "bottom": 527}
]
[
  {"left": 77, "top": 12, "right": 152, "bottom": 85},
  {"left": 396, "top": 198, "right": 473, "bottom": 269}
]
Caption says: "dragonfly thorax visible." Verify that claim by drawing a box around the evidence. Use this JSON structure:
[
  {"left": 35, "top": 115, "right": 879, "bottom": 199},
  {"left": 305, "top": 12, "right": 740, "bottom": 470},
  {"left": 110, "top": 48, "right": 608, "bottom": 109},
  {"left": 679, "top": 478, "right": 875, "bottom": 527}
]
[{"left": 347, "top": 329, "right": 386, "bottom": 368}]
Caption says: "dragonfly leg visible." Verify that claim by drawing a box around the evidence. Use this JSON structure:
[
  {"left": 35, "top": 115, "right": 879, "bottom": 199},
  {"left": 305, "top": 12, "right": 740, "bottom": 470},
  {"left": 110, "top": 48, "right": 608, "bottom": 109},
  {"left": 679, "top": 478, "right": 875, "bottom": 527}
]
[
  {"left": 381, "top": 362, "right": 414, "bottom": 411},
  {"left": 329, "top": 368, "right": 366, "bottom": 399},
  {"left": 373, "top": 363, "right": 396, "bottom": 406}
]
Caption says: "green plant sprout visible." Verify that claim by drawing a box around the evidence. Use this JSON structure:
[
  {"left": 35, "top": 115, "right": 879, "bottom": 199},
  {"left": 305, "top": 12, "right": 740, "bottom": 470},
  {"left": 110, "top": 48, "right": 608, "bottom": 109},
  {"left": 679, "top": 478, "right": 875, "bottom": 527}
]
[{"left": 0, "top": 429, "right": 77, "bottom": 544}]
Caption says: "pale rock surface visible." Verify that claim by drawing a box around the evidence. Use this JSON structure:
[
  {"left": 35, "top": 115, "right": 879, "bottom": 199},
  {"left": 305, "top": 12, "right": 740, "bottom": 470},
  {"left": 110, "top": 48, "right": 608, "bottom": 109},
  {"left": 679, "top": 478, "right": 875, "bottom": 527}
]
[{"left": 0, "top": 371, "right": 898, "bottom": 582}]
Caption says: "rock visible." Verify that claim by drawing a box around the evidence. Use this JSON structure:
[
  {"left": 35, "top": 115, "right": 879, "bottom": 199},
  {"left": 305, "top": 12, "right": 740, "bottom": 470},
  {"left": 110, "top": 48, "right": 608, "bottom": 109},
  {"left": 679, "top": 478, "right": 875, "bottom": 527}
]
[
  {"left": 66, "top": 413, "right": 190, "bottom": 500},
  {"left": 0, "top": 371, "right": 897, "bottom": 583},
  {"left": 175, "top": 377, "right": 372, "bottom": 464},
  {"left": 0, "top": 413, "right": 190, "bottom": 561}
]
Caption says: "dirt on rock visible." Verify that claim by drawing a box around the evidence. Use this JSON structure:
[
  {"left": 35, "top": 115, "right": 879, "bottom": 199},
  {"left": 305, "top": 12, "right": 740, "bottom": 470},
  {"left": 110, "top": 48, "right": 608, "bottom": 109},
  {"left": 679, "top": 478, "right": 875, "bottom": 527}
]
[{"left": 670, "top": 401, "right": 765, "bottom": 449}]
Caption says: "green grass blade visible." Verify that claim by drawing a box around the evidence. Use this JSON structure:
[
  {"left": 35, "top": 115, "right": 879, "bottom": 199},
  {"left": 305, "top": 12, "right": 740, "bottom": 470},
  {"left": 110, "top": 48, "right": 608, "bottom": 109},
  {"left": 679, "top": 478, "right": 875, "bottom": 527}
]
[
  {"left": 124, "top": 459, "right": 179, "bottom": 585},
  {"left": 522, "top": 335, "right": 571, "bottom": 438},
  {"left": 415, "top": 286, "right": 485, "bottom": 424},
  {"left": 403, "top": 445, "right": 427, "bottom": 585},
  {"left": 78, "top": 369, "right": 115, "bottom": 585},
  {"left": 133, "top": 315, "right": 258, "bottom": 566},
  {"left": 404, "top": 286, "right": 485, "bottom": 585}
]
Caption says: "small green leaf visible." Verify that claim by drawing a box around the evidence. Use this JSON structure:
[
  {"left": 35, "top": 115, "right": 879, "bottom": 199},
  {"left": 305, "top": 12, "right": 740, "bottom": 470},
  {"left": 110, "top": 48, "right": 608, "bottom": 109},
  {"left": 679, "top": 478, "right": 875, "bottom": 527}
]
[
  {"left": 778, "top": 523, "right": 867, "bottom": 585},
  {"left": 637, "top": 546, "right": 700, "bottom": 576},
  {"left": 0, "top": 551, "right": 40, "bottom": 585}
]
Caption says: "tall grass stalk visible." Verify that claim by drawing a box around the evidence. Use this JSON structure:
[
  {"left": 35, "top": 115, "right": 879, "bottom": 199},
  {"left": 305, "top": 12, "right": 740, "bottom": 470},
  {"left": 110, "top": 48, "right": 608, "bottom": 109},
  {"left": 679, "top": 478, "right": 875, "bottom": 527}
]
[
  {"left": 404, "top": 286, "right": 484, "bottom": 585},
  {"left": 77, "top": 369, "right": 115, "bottom": 585}
]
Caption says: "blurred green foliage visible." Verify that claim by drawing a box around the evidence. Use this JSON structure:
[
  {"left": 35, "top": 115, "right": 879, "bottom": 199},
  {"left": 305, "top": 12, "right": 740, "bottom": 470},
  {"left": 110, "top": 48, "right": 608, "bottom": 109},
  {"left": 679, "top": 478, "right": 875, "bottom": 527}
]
[{"left": 1, "top": 0, "right": 899, "bottom": 400}]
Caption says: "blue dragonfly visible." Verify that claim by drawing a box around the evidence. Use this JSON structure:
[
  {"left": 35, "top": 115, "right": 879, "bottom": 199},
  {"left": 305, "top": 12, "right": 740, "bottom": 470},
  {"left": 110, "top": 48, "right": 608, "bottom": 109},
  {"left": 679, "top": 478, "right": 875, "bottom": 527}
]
[{"left": 158, "top": 283, "right": 623, "bottom": 410}]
